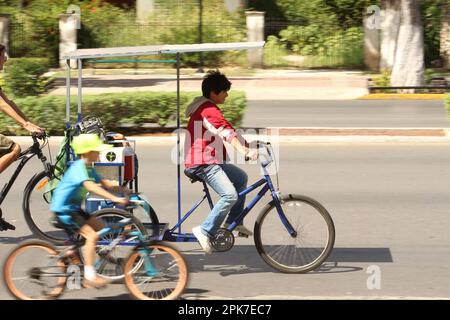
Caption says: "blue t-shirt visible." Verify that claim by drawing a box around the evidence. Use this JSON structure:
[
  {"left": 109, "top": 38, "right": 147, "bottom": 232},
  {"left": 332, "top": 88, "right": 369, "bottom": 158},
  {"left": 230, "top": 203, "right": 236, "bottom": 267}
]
[{"left": 50, "top": 159, "right": 102, "bottom": 214}]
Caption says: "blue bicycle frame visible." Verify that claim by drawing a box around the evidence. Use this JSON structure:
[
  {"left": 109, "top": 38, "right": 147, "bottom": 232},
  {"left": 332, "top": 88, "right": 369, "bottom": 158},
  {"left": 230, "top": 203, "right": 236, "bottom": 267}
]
[{"left": 164, "top": 157, "right": 296, "bottom": 242}]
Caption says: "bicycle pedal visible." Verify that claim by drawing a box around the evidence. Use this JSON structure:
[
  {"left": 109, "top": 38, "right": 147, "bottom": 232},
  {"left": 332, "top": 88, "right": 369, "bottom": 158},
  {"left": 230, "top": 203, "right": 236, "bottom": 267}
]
[
  {"left": 0, "top": 218, "right": 16, "bottom": 231},
  {"left": 237, "top": 232, "right": 249, "bottom": 238}
]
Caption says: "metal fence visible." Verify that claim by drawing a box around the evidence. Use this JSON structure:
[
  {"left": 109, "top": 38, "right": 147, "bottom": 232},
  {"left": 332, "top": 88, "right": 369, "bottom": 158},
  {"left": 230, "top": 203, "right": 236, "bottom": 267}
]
[
  {"left": 78, "top": 21, "right": 246, "bottom": 67},
  {"left": 8, "top": 21, "right": 28, "bottom": 58}
]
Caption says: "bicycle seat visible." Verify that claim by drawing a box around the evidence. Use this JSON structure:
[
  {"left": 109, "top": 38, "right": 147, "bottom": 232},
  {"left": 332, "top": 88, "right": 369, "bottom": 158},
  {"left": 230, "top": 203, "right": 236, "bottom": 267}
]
[{"left": 184, "top": 169, "right": 203, "bottom": 183}]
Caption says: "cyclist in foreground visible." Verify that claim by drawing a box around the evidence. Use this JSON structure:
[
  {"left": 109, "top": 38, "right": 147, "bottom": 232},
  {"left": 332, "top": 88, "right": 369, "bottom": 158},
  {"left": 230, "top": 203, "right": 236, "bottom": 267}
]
[
  {"left": 0, "top": 43, "right": 44, "bottom": 231},
  {"left": 50, "top": 133, "right": 130, "bottom": 288}
]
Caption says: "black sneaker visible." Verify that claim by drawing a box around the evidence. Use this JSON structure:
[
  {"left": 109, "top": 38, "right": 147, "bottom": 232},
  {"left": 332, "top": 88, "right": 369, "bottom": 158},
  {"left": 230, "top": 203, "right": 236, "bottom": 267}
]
[{"left": 0, "top": 218, "right": 16, "bottom": 231}]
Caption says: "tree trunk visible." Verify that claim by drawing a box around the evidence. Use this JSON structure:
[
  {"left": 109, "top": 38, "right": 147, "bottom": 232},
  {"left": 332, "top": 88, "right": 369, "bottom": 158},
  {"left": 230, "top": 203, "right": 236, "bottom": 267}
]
[
  {"left": 441, "top": 2, "right": 450, "bottom": 70},
  {"left": 390, "top": 0, "right": 424, "bottom": 88},
  {"left": 380, "top": 0, "right": 400, "bottom": 70}
]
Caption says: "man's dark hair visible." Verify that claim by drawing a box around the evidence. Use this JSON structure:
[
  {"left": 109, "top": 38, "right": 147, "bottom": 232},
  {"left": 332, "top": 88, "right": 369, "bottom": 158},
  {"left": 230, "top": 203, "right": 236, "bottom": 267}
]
[
  {"left": 202, "top": 70, "right": 231, "bottom": 98},
  {"left": 0, "top": 44, "right": 5, "bottom": 55}
]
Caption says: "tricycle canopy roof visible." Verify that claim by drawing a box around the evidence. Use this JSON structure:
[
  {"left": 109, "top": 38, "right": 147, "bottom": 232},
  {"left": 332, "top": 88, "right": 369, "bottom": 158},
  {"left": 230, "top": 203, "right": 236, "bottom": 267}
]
[
  {"left": 64, "top": 41, "right": 265, "bottom": 230},
  {"left": 63, "top": 41, "right": 265, "bottom": 60}
]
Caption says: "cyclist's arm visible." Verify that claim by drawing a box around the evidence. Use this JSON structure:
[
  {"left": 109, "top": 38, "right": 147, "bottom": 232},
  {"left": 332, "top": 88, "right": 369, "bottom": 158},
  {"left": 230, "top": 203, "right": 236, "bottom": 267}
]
[
  {"left": 0, "top": 91, "right": 43, "bottom": 133},
  {"left": 0, "top": 91, "right": 30, "bottom": 126},
  {"left": 201, "top": 106, "right": 256, "bottom": 159},
  {"left": 99, "top": 179, "right": 131, "bottom": 194},
  {"left": 83, "top": 180, "right": 127, "bottom": 205},
  {"left": 229, "top": 136, "right": 249, "bottom": 156}
]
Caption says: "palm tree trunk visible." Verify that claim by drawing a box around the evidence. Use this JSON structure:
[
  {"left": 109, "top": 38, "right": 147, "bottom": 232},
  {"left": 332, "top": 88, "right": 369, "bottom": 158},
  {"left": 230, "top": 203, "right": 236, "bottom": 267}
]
[
  {"left": 390, "top": 0, "right": 425, "bottom": 89},
  {"left": 380, "top": 0, "right": 401, "bottom": 70}
]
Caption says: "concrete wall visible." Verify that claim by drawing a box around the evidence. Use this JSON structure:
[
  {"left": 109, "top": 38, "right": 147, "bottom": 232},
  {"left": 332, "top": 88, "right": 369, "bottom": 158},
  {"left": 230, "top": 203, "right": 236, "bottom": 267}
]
[
  {"left": 246, "top": 11, "right": 264, "bottom": 68},
  {"left": 59, "top": 14, "right": 77, "bottom": 68},
  {"left": 364, "top": 15, "right": 381, "bottom": 71},
  {"left": 0, "top": 14, "right": 10, "bottom": 56}
]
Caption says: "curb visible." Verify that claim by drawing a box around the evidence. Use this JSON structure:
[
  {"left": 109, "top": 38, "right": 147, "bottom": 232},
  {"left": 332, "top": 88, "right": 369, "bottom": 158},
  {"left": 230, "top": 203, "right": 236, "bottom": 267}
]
[
  {"left": 265, "top": 127, "right": 449, "bottom": 137},
  {"left": 8, "top": 128, "right": 450, "bottom": 146},
  {"left": 358, "top": 93, "right": 447, "bottom": 100}
]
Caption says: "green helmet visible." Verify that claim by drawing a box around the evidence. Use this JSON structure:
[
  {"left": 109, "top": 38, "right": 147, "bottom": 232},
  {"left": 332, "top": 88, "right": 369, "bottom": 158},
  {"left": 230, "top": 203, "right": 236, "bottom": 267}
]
[{"left": 71, "top": 133, "right": 112, "bottom": 155}]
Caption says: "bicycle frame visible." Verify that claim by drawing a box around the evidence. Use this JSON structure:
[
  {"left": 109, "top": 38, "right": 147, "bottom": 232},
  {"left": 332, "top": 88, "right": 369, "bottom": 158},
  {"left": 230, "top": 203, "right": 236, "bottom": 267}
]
[
  {"left": 0, "top": 136, "right": 52, "bottom": 207},
  {"left": 165, "top": 153, "right": 296, "bottom": 242}
]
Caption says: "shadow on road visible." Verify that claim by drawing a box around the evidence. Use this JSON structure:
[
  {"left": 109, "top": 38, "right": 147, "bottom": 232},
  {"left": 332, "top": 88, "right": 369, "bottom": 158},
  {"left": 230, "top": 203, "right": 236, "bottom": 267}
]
[
  {"left": 181, "top": 246, "right": 392, "bottom": 276},
  {"left": 0, "top": 234, "right": 37, "bottom": 244},
  {"left": 94, "top": 288, "right": 210, "bottom": 300}
]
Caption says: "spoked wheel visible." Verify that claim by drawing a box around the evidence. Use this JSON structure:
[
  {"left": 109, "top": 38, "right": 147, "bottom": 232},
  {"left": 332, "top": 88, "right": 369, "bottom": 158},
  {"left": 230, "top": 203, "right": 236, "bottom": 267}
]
[
  {"left": 3, "top": 240, "right": 67, "bottom": 300},
  {"left": 124, "top": 242, "right": 188, "bottom": 300},
  {"left": 254, "top": 194, "right": 335, "bottom": 273},
  {"left": 89, "top": 209, "right": 148, "bottom": 282},
  {"left": 23, "top": 171, "right": 68, "bottom": 245}
]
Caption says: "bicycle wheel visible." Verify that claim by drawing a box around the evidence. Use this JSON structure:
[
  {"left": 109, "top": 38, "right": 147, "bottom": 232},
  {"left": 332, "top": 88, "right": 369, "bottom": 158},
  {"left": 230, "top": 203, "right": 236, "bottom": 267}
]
[
  {"left": 124, "top": 242, "right": 188, "bottom": 300},
  {"left": 3, "top": 240, "right": 67, "bottom": 300},
  {"left": 89, "top": 209, "right": 148, "bottom": 282},
  {"left": 254, "top": 194, "right": 335, "bottom": 273},
  {"left": 23, "top": 171, "right": 69, "bottom": 245}
]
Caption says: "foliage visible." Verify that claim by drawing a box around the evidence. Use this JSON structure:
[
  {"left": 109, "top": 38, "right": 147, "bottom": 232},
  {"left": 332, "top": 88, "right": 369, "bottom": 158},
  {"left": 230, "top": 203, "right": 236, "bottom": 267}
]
[
  {"left": 421, "top": 0, "right": 446, "bottom": 67},
  {"left": 5, "top": 0, "right": 247, "bottom": 70},
  {"left": 271, "top": 26, "right": 364, "bottom": 68},
  {"left": 372, "top": 69, "right": 391, "bottom": 87},
  {"left": 2, "top": 58, "right": 50, "bottom": 98},
  {"left": 263, "top": 36, "right": 290, "bottom": 67},
  {"left": 0, "top": 91, "right": 247, "bottom": 135},
  {"left": 250, "top": 0, "right": 379, "bottom": 27}
]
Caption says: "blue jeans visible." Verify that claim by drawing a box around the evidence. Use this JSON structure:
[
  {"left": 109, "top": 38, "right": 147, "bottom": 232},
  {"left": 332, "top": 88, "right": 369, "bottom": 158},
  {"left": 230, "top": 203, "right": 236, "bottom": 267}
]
[{"left": 190, "top": 164, "right": 248, "bottom": 237}]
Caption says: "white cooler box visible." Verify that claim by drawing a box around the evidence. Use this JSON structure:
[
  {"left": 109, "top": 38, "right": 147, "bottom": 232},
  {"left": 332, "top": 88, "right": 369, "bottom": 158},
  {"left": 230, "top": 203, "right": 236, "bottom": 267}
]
[{"left": 94, "top": 145, "right": 136, "bottom": 185}]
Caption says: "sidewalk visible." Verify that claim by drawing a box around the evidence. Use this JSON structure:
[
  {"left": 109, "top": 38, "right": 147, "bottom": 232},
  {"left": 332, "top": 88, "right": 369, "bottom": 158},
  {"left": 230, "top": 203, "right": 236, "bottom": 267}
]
[
  {"left": 48, "top": 69, "right": 369, "bottom": 100},
  {"left": 42, "top": 68, "right": 450, "bottom": 142},
  {"left": 9, "top": 128, "right": 450, "bottom": 146}
]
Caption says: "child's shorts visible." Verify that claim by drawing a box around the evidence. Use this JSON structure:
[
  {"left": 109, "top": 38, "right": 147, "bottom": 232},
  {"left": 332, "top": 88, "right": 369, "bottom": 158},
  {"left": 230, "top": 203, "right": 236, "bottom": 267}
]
[
  {"left": 0, "top": 134, "right": 15, "bottom": 157},
  {"left": 54, "top": 210, "right": 91, "bottom": 230}
]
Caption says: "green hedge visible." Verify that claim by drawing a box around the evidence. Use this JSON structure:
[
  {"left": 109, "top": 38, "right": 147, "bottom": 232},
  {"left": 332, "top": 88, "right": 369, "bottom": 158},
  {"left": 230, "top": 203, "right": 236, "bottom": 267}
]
[
  {"left": 0, "top": 91, "right": 246, "bottom": 135},
  {"left": 3, "top": 58, "right": 50, "bottom": 98}
]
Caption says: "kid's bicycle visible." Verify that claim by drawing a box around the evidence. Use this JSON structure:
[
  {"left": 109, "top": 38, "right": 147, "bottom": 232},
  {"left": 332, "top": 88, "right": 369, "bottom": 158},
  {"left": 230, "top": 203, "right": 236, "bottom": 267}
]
[{"left": 3, "top": 201, "right": 188, "bottom": 300}]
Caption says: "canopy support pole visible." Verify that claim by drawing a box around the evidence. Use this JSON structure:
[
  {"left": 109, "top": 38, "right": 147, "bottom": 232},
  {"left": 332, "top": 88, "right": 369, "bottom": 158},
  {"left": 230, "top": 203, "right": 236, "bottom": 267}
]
[
  {"left": 77, "top": 59, "right": 82, "bottom": 123},
  {"left": 176, "top": 52, "right": 181, "bottom": 233},
  {"left": 65, "top": 59, "right": 71, "bottom": 128}
]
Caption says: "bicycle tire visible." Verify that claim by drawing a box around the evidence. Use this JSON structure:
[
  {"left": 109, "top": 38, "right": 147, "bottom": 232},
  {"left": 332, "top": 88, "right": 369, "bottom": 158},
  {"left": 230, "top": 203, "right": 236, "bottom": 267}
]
[
  {"left": 86, "top": 208, "right": 148, "bottom": 282},
  {"left": 254, "top": 194, "right": 335, "bottom": 273},
  {"left": 124, "top": 241, "right": 188, "bottom": 300},
  {"left": 3, "top": 240, "right": 67, "bottom": 300},
  {"left": 23, "top": 171, "right": 68, "bottom": 245}
]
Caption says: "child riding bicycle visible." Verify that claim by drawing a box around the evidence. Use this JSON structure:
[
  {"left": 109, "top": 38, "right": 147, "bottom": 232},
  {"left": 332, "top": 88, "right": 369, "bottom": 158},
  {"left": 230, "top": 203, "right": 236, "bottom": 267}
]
[
  {"left": 185, "top": 70, "right": 258, "bottom": 253},
  {"left": 50, "top": 133, "right": 130, "bottom": 288}
]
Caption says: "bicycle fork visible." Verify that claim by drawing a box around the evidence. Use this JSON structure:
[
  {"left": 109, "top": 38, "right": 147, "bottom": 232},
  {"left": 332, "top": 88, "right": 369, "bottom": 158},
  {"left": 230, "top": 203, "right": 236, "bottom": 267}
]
[{"left": 265, "top": 175, "right": 297, "bottom": 238}]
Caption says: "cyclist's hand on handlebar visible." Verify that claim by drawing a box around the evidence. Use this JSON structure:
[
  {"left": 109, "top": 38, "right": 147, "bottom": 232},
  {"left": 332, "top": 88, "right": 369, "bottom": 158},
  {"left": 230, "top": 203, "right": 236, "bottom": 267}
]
[
  {"left": 245, "top": 148, "right": 259, "bottom": 161},
  {"left": 24, "top": 122, "right": 44, "bottom": 135},
  {"left": 112, "top": 197, "right": 129, "bottom": 206}
]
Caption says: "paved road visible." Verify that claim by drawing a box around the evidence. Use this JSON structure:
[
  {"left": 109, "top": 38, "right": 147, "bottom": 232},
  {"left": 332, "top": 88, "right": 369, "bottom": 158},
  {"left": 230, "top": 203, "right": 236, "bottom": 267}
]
[
  {"left": 1, "top": 142, "right": 450, "bottom": 299},
  {"left": 243, "top": 100, "right": 449, "bottom": 128}
]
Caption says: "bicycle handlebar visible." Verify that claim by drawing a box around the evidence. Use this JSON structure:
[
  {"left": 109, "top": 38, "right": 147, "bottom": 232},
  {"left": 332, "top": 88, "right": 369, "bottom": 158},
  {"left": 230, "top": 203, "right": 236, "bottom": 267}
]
[
  {"left": 31, "top": 131, "right": 48, "bottom": 141},
  {"left": 245, "top": 140, "right": 274, "bottom": 167}
]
